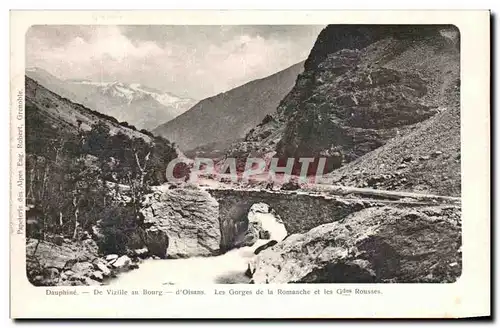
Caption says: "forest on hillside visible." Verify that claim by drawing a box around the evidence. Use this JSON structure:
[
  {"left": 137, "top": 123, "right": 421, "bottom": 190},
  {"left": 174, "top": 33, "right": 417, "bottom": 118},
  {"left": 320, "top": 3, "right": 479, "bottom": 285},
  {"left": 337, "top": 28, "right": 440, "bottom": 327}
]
[{"left": 25, "top": 100, "right": 178, "bottom": 256}]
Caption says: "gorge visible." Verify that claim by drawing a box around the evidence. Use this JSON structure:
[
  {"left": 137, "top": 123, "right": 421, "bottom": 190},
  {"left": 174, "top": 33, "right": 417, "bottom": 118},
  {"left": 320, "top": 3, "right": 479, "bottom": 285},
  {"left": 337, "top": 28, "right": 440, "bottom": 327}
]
[
  {"left": 24, "top": 24, "right": 462, "bottom": 286},
  {"left": 108, "top": 185, "right": 461, "bottom": 285}
]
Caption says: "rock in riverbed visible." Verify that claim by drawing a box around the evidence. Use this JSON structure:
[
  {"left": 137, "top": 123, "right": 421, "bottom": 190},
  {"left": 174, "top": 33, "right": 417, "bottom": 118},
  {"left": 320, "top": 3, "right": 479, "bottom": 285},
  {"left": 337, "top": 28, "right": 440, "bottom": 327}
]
[
  {"left": 112, "top": 255, "right": 131, "bottom": 269},
  {"left": 93, "top": 259, "right": 111, "bottom": 277},
  {"left": 26, "top": 238, "right": 140, "bottom": 286},
  {"left": 140, "top": 187, "right": 221, "bottom": 258}
]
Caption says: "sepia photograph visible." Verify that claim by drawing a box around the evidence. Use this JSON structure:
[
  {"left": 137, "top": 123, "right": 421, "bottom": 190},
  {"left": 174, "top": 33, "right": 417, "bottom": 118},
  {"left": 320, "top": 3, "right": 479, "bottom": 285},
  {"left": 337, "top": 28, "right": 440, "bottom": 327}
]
[
  {"left": 23, "top": 23, "right": 462, "bottom": 286},
  {"left": 9, "top": 9, "right": 490, "bottom": 319}
]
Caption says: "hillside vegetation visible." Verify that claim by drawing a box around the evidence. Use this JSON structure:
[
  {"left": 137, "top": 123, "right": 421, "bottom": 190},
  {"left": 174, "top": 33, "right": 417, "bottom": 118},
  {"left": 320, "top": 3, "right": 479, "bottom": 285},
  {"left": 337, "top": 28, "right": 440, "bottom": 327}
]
[{"left": 25, "top": 76, "right": 179, "bottom": 285}]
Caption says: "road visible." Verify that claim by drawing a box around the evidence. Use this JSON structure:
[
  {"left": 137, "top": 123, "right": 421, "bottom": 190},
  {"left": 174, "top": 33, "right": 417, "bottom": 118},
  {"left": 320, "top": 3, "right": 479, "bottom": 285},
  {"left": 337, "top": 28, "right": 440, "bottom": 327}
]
[{"left": 156, "top": 175, "right": 461, "bottom": 206}]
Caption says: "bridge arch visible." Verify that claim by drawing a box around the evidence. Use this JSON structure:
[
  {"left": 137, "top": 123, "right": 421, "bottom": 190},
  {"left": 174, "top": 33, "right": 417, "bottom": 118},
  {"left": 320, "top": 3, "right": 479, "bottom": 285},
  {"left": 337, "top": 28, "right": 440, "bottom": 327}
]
[{"left": 206, "top": 189, "right": 369, "bottom": 251}]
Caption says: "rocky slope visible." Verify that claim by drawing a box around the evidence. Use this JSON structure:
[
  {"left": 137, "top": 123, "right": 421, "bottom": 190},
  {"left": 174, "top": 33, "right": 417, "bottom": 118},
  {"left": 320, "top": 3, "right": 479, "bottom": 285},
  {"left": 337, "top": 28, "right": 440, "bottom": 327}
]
[
  {"left": 26, "top": 67, "right": 79, "bottom": 101},
  {"left": 227, "top": 25, "right": 460, "bottom": 175},
  {"left": 325, "top": 105, "right": 461, "bottom": 196},
  {"left": 153, "top": 62, "right": 304, "bottom": 154},
  {"left": 26, "top": 68, "right": 196, "bottom": 130},
  {"left": 249, "top": 205, "right": 461, "bottom": 283}
]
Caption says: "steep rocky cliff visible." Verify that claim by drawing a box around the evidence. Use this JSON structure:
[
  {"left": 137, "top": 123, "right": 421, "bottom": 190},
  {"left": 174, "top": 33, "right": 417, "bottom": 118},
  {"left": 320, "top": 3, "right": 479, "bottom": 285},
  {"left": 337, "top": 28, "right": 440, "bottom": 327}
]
[{"left": 227, "top": 25, "right": 460, "bottom": 174}]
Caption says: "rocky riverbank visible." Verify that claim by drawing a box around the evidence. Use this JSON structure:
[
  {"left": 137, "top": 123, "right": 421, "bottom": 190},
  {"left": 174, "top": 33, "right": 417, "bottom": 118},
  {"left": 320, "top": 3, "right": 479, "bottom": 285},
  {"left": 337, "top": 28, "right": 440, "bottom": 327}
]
[
  {"left": 26, "top": 185, "right": 462, "bottom": 286},
  {"left": 248, "top": 205, "right": 461, "bottom": 283},
  {"left": 26, "top": 237, "right": 152, "bottom": 286}
]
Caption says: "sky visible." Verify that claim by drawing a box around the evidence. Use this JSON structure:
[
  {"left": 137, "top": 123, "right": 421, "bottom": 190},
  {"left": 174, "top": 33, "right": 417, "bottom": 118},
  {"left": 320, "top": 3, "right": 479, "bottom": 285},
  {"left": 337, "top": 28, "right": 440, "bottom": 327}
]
[{"left": 26, "top": 25, "right": 325, "bottom": 99}]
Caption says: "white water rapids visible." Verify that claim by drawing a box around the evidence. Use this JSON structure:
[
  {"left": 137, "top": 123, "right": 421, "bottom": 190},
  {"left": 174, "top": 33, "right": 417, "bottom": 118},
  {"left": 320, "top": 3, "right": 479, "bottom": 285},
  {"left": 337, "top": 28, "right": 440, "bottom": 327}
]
[{"left": 108, "top": 203, "right": 287, "bottom": 285}]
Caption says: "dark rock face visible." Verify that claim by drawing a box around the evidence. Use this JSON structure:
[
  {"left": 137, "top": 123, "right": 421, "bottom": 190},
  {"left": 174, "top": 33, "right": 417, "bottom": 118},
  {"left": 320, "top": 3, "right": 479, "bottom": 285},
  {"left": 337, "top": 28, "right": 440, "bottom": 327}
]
[
  {"left": 140, "top": 187, "right": 221, "bottom": 258},
  {"left": 139, "top": 229, "right": 169, "bottom": 259},
  {"left": 232, "top": 220, "right": 262, "bottom": 248},
  {"left": 302, "top": 25, "right": 457, "bottom": 72},
  {"left": 254, "top": 240, "right": 278, "bottom": 255},
  {"left": 249, "top": 206, "right": 461, "bottom": 283},
  {"left": 228, "top": 25, "right": 459, "bottom": 175}
]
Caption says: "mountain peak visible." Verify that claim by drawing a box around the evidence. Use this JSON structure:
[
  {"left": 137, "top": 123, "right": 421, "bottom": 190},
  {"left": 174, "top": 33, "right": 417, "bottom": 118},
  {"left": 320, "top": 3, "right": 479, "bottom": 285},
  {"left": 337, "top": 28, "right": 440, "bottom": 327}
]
[{"left": 26, "top": 67, "right": 198, "bottom": 131}]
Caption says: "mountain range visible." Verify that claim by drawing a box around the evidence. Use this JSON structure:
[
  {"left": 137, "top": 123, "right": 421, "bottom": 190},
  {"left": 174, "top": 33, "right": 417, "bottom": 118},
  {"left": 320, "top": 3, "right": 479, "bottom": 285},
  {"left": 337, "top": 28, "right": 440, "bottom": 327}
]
[{"left": 26, "top": 67, "right": 197, "bottom": 131}]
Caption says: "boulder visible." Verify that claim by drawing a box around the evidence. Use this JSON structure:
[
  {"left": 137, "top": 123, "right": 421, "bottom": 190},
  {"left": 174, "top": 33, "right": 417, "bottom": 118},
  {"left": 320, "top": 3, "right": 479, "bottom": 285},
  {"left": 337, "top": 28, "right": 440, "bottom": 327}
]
[
  {"left": 112, "top": 255, "right": 131, "bottom": 269},
  {"left": 140, "top": 188, "right": 221, "bottom": 258},
  {"left": 91, "top": 271, "right": 104, "bottom": 282},
  {"left": 93, "top": 260, "right": 111, "bottom": 277},
  {"left": 27, "top": 266, "right": 61, "bottom": 286},
  {"left": 69, "top": 273, "right": 86, "bottom": 282},
  {"left": 105, "top": 254, "right": 119, "bottom": 262},
  {"left": 133, "top": 247, "right": 149, "bottom": 258},
  {"left": 45, "top": 267, "right": 60, "bottom": 280},
  {"left": 26, "top": 239, "right": 99, "bottom": 286},
  {"left": 71, "top": 262, "right": 94, "bottom": 277},
  {"left": 85, "top": 277, "right": 102, "bottom": 286},
  {"left": 26, "top": 239, "right": 96, "bottom": 270},
  {"left": 250, "top": 206, "right": 461, "bottom": 283}
]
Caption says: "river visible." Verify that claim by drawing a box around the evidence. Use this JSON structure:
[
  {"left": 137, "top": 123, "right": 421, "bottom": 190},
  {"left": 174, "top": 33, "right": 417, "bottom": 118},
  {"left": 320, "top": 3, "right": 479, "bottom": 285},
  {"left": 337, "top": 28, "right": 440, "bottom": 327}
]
[{"left": 108, "top": 204, "right": 286, "bottom": 285}]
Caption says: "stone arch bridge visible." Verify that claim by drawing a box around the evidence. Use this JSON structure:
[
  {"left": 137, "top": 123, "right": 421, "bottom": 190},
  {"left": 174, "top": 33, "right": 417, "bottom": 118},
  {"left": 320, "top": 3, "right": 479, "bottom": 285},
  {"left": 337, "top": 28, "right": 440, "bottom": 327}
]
[
  {"left": 205, "top": 187, "right": 459, "bottom": 251},
  {"left": 142, "top": 185, "right": 459, "bottom": 258}
]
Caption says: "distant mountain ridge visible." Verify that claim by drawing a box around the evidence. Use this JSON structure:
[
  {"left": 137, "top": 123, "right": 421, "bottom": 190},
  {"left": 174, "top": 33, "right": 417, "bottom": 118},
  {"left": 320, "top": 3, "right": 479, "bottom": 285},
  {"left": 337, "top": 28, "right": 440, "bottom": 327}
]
[
  {"left": 26, "top": 67, "right": 197, "bottom": 130},
  {"left": 153, "top": 61, "right": 305, "bottom": 153}
]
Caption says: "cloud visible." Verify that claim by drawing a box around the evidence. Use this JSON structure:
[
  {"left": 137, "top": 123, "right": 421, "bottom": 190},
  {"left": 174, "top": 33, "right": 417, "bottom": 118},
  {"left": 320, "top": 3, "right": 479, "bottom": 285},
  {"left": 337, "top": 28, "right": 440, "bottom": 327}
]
[
  {"left": 27, "top": 26, "right": 164, "bottom": 78},
  {"left": 26, "top": 25, "right": 324, "bottom": 99}
]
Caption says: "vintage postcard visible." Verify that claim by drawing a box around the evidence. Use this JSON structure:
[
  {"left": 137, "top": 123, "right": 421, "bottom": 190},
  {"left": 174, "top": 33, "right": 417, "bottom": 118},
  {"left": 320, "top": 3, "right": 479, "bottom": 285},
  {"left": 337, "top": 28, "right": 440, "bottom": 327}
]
[{"left": 9, "top": 10, "right": 490, "bottom": 319}]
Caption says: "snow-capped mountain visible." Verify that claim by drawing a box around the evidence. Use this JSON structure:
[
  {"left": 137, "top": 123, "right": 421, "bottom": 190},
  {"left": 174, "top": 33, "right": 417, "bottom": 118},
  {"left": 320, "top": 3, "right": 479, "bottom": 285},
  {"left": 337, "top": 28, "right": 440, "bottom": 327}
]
[
  {"left": 81, "top": 81, "right": 197, "bottom": 118},
  {"left": 26, "top": 68, "right": 197, "bottom": 131}
]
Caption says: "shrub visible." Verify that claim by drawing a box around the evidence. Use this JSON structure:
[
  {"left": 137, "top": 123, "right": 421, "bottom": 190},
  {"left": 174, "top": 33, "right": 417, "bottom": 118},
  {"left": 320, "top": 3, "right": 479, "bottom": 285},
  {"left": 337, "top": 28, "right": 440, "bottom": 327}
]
[{"left": 97, "top": 204, "right": 138, "bottom": 255}]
